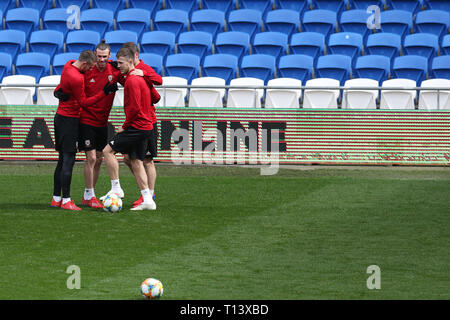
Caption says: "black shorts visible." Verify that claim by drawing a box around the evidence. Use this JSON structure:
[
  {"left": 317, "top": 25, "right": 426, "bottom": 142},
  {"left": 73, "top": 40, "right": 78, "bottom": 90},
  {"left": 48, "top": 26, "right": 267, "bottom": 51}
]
[
  {"left": 145, "top": 122, "right": 158, "bottom": 159},
  {"left": 109, "top": 126, "right": 152, "bottom": 161},
  {"left": 78, "top": 123, "right": 108, "bottom": 152},
  {"left": 54, "top": 113, "right": 79, "bottom": 153}
]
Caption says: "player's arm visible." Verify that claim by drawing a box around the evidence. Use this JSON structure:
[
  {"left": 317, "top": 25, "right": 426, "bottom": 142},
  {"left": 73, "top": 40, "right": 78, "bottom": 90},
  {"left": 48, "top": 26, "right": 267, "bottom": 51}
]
[
  {"left": 122, "top": 78, "right": 141, "bottom": 130},
  {"left": 70, "top": 76, "right": 115, "bottom": 109}
]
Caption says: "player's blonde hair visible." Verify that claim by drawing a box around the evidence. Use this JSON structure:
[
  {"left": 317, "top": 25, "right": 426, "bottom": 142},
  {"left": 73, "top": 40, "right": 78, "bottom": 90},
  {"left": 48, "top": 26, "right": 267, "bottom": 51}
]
[{"left": 78, "top": 50, "right": 97, "bottom": 64}]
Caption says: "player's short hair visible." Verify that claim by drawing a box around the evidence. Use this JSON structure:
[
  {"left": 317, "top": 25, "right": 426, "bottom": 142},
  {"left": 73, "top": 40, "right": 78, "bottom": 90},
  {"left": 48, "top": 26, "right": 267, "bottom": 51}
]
[
  {"left": 116, "top": 47, "right": 135, "bottom": 61},
  {"left": 122, "top": 42, "right": 139, "bottom": 55},
  {"left": 96, "top": 39, "right": 111, "bottom": 52},
  {"left": 78, "top": 50, "right": 97, "bottom": 64}
]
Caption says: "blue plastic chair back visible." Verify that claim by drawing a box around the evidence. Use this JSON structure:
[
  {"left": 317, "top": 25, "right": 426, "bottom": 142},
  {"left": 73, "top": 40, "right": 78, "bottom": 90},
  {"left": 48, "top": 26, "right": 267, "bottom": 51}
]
[
  {"left": 18, "top": 0, "right": 53, "bottom": 16},
  {"left": 240, "top": 54, "right": 276, "bottom": 83},
  {"left": 16, "top": 52, "right": 51, "bottom": 81},
  {"left": 404, "top": 33, "right": 439, "bottom": 62},
  {"left": 316, "top": 54, "right": 352, "bottom": 85},
  {"left": 202, "top": 0, "right": 234, "bottom": 16},
  {"left": 52, "top": 52, "right": 79, "bottom": 75},
  {"left": 340, "top": 9, "right": 373, "bottom": 43},
  {"left": 165, "top": 53, "right": 200, "bottom": 83},
  {"left": 202, "top": 53, "right": 238, "bottom": 84},
  {"left": 328, "top": 32, "right": 363, "bottom": 62},
  {"left": 105, "top": 30, "right": 139, "bottom": 53},
  {"left": 380, "top": 10, "right": 413, "bottom": 40},
  {"left": 423, "top": 0, "right": 450, "bottom": 12},
  {"left": 139, "top": 53, "right": 164, "bottom": 76},
  {"left": 55, "top": 0, "right": 90, "bottom": 10},
  {"left": 354, "top": 54, "right": 391, "bottom": 83},
  {"left": 80, "top": 9, "right": 114, "bottom": 38},
  {"left": 141, "top": 31, "right": 175, "bottom": 63},
  {"left": 237, "top": 0, "right": 272, "bottom": 18},
  {"left": 0, "top": 30, "right": 26, "bottom": 63},
  {"left": 311, "top": 0, "right": 346, "bottom": 18},
  {"left": 128, "top": 0, "right": 161, "bottom": 19},
  {"left": 154, "top": 9, "right": 189, "bottom": 41},
  {"left": 302, "top": 9, "right": 337, "bottom": 42},
  {"left": 431, "top": 56, "right": 450, "bottom": 79},
  {"left": 442, "top": 35, "right": 450, "bottom": 56},
  {"left": 5, "top": 8, "right": 40, "bottom": 40},
  {"left": 366, "top": 32, "right": 401, "bottom": 62},
  {"left": 264, "top": 9, "right": 300, "bottom": 41},
  {"left": 215, "top": 31, "right": 250, "bottom": 64},
  {"left": 66, "top": 30, "right": 101, "bottom": 52},
  {"left": 91, "top": 0, "right": 127, "bottom": 16},
  {"left": 274, "top": 0, "right": 308, "bottom": 14},
  {"left": 190, "top": 9, "right": 225, "bottom": 42},
  {"left": 388, "top": 0, "right": 423, "bottom": 14},
  {"left": 177, "top": 31, "right": 213, "bottom": 64},
  {"left": 349, "top": 0, "right": 384, "bottom": 10},
  {"left": 289, "top": 32, "right": 325, "bottom": 62},
  {"left": 0, "top": 0, "right": 14, "bottom": 14},
  {"left": 0, "top": 52, "right": 12, "bottom": 80},
  {"left": 29, "top": 30, "right": 64, "bottom": 59},
  {"left": 165, "top": 0, "right": 199, "bottom": 15},
  {"left": 278, "top": 54, "right": 314, "bottom": 84},
  {"left": 392, "top": 55, "right": 428, "bottom": 85},
  {"left": 117, "top": 8, "right": 151, "bottom": 41},
  {"left": 415, "top": 10, "right": 450, "bottom": 41},
  {"left": 252, "top": 32, "right": 288, "bottom": 63},
  {"left": 43, "top": 8, "right": 73, "bottom": 38},
  {"left": 228, "top": 9, "right": 262, "bottom": 42}
]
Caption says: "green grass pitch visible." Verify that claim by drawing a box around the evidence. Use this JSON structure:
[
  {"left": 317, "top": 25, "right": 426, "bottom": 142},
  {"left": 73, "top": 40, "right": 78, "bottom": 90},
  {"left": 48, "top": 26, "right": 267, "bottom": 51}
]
[{"left": 0, "top": 163, "right": 449, "bottom": 300}]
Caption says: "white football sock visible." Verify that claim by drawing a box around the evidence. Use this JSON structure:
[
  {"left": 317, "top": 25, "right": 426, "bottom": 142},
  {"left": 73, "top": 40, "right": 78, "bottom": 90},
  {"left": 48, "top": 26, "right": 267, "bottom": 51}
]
[
  {"left": 141, "top": 189, "right": 152, "bottom": 203},
  {"left": 111, "top": 179, "right": 121, "bottom": 191},
  {"left": 84, "top": 188, "right": 95, "bottom": 200},
  {"left": 53, "top": 195, "right": 61, "bottom": 202},
  {"left": 62, "top": 198, "right": 71, "bottom": 205}
]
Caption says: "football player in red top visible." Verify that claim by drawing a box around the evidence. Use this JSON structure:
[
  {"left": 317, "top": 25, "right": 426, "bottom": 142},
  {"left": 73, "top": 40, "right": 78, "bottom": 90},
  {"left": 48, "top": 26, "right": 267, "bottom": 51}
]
[{"left": 51, "top": 50, "right": 118, "bottom": 211}]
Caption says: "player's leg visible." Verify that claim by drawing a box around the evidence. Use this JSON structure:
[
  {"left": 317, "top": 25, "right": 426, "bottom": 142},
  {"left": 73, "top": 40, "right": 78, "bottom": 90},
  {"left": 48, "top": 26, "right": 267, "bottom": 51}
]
[
  {"left": 92, "top": 150, "right": 103, "bottom": 187},
  {"left": 130, "top": 159, "right": 156, "bottom": 211},
  {"left": 60, "top": 151, "right": 81, "bottom": 211},
  {"left": 102, "top": 143, "right": 124, "bottom": 198},
  {"left": 51, "top": 153, "right": 64, "bottom": 207}
]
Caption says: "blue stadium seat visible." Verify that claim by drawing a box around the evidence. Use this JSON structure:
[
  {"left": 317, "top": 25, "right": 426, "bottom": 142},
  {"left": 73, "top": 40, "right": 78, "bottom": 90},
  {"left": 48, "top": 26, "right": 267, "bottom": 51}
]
[
  {"left": 252, "top": 32, "right": 288, "bottom": 63},
  {"left": 202, "top": 53, "right": 238, "bottom": 84},
  {"left": 66, "top": 30, "right": 101, "bottom": 52},
  {"left": 91, "top": 0, "right": 127, "bottom": 16},
  {"left": 0, "top": 10, "right": 2, "bottom": 30},
  {"left": 177, "top": 31, "right": 213, "bottom": 64},
  {"left": 29, "top": 30, "right": 64, "bottom": 59},
  {"left": 366, "top": 33, "right": 402, "bottom": 63},
  {"left": 311, "top": 0, "right": 346, "bottom": 18},
  {"left": 392, "top": 55, "right": 428, "bottom": 85},
  {"left": 0, "top": 0, "right": 14, "bottom": 14},
  {"left": 302, "top": 9, "right": 337, "bottom": 42},
  {"left": 105, "top": 30, "right": 139, "bottom": 53},
  {"left": 316, "top": 54, "right": 352, "bottom": 85},
  {"left": 442, "top": 35, "right": 450, "bottom": 56},
  {"left": 354, "top": 55, "right": 391, "bottom": 83},
  {"left": 128, "top": 0, "right": 162, "bottom": 19},
  {"left": 237, "top": 0, "right": 272, "bottom": 18},
  {"left": 0, "top": 30, "right": 26, "bottom": 63},
  {"left": 379, "top": 10, "right": 413, "bottom": 40},
  {"left": 278, "top": 54, "right": 314, "bottom": 84},
  {"left": 387, "top": 0, "right": 423, "bottom": 14},
  {"left": 5, "top": 8, "right": 40, "bottom": 41},
  {"left": 348, "top": 0, "right": 384, "bottom": 10},
  {"left": 165, "top": 0, "right": 200, "bottom": 15},
  {"left": 80, "top": 9, "right": 114, "bottom": 38},
  {"left": 273, "top": 0, "right": 309, "bottom": 14},
  {"left": 240, "top": 54, "right": 276, "bottom": 83},
  {"left": 423, "top": 0, "right": 450, "bottom": 12},
  {"left": 431, "top": 56, "right": 450, "bottom": 79},
  {"left": 328, "top": 32, "right": 363, "bottom": 63},
  {"left": 264, "top": 9, "right": 300, "bottom": 41},
  {"left": 289, "top": 32, "right": 325, "bottom": 62},
  {"left": 18, "top": 0, "right": 53, "bottom": 16},
  {"left": 403, "top": 33, "right": 439, "bottom": 62},
  {"left": 54, "top": 0, "right": 90, "bottom": 10},
  {"left": 214, "top": 31, "right": 250, "bottom": 64},
  {"left": 139, "top": 53, "right": 164, "bottom": 76},
  {"left": 116, "top": 9, "right": 151, "bottom": 41},
  {"left": 153, "top": 9, "right": 189, "bottom": 41},
  {"left": 140, "top": 31, "right": 175, "bottom": 63},
  {"left": 415, "top": 10, "right": 450, "bottom": 42},
  {"left": 165, "top": 53, "right": 200, "bottom": 83},
  {"left": 228, "top": 9, "right": 262, "bottom": 42},
  {"left": 340, "top": 9, "right": 373, "bottom": 44},
  {"left": 190, "top": 9, "right": 225, "bottom": 42},
  {"left": 52, "top": 52, "right": 79, "bottom": 75},
  {"left": 0, "top": 52, "right": 12, "bottom": 80},
  {"left": 43, "top": 9, "right": 72, "bottom": 38},
  {"left": 15, "top": 52, "right": 50, "bottom": 82},
  {"left": 202, "top": 0, "right": 234, "bottom": 16}
]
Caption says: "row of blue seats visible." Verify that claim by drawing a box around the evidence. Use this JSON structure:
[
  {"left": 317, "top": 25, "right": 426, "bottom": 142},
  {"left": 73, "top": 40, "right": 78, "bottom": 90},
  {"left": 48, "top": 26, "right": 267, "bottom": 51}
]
[
  {"left": 1, "top": 50, "right": 449, "bottom": 86},
  {"left": 0, "top": 6, "right": 448, "bottom": 50},
  {"left": 4, "top": 1, "right": 450, "bottom": 18}
]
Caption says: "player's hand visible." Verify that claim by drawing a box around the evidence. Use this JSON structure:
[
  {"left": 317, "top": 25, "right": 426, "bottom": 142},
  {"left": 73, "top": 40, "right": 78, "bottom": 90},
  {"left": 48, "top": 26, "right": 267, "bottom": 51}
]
[
  {"left": 130, "top": 69, "right": 144, "bottom": 77},
  {"left": 103, "top": 82, "right": 118, "bottom": 95},
  {"left": 118, "top": 126, "right": 124, "bottom": 133},
  {"left": 108, "top": 61, "right": 119, "bottom": 70},
  {"left": 54, "top": 88, "right": 70, "bottom": 101}
]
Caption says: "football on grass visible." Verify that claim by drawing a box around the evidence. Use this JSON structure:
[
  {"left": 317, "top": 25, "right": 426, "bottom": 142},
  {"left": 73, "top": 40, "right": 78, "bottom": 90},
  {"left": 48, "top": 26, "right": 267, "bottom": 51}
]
[
  {"left": 102, "top": 193, "right": 122, "bottom": 213},
  {"left": 140, "top": 278, "right": 164, "bottom": 299}
]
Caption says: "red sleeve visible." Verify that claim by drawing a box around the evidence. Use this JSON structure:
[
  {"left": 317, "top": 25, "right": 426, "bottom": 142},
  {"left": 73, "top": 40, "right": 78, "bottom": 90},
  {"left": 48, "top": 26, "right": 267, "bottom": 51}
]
[
  {"left": 69, "top": 74, "right": 106, "bottom": 109},
  {"left": 122, "top": 77, "right": 141, "bottom": 130},
  {"left": 140, "top": 64, "right": 163, "bottom": 86}
]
